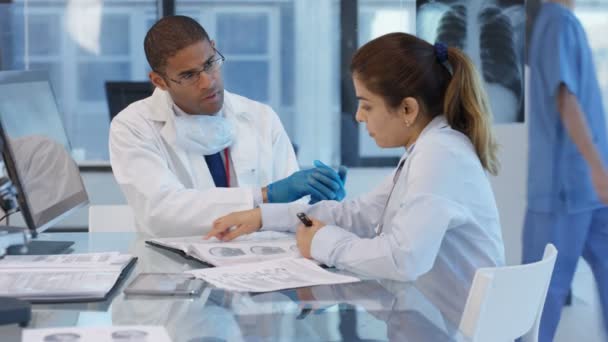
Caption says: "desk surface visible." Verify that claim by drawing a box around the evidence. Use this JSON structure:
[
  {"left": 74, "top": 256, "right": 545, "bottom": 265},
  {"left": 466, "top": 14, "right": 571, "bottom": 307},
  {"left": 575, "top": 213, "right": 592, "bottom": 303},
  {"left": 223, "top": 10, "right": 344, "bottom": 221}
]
[{"left": 17, "top": 232, "right": 467, "bottom": 341}]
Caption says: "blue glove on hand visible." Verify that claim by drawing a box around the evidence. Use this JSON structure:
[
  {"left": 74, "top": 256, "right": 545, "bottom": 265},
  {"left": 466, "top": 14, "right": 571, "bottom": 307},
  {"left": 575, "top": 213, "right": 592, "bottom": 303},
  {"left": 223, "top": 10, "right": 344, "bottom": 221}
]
[
  {"left": 309, "top": 160, "right": 347, "bottom": 204},
  {"left": 267, "top": 160, "right": 348, "bottom": 204}
]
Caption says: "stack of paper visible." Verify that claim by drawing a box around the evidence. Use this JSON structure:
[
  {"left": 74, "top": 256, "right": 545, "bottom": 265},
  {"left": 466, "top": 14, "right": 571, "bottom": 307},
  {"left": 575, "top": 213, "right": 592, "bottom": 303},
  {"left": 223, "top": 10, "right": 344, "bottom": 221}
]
[
  {"left": 23, "top": 325, "right": 172, "bottom": 342},
  {"left": 0, "top": 252, "right": 136, "bottom": 302},
  {"left": 148, "top": 232, "right": 361, "bottom": 292},
  {"left": 186, "top": 257, "right": 360, "bottom": 293}
]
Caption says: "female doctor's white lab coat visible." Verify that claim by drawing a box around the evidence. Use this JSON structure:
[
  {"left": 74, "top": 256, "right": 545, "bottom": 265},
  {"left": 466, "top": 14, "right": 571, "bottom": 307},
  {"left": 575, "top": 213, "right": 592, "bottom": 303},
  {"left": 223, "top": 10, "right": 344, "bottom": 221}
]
[
  {"left": 109, "top": 88, "right": 299, "bottom": 237},
  {"left": 260, "top": 116, "right": 505, "bottom": 321}
]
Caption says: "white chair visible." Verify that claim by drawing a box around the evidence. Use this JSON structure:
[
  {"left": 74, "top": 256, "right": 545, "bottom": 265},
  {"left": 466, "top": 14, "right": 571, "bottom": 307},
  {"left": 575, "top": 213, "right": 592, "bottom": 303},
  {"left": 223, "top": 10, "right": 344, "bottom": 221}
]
[
  {"left": 88, "top": 205, "right": 136, "bottom": 232},
  {"left": 458, "top": 244, "right": 558, "bottom": 342}
]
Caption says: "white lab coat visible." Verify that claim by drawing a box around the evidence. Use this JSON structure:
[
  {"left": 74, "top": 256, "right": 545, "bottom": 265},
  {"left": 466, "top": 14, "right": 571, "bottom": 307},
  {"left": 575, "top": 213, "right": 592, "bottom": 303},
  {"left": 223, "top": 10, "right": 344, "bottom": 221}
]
[
  {"left": 260, "top": 116, "right": 505, "bottom": 322},
  {"left": 109, "top": 88, "right": 299, "bottom": 237}
]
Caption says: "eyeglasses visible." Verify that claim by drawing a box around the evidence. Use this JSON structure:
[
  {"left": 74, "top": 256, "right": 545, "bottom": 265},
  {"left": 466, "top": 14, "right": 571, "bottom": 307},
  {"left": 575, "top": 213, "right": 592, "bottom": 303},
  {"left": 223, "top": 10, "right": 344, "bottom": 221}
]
[{"left": 162, "top": 48, "right": 226, "bottom": 86}]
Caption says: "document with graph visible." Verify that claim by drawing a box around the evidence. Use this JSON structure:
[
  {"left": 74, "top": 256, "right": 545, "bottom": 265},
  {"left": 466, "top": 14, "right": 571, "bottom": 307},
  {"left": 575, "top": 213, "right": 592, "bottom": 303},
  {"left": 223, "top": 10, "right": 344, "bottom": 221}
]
[
  {"left": 0, "top": 252, "right": 136, "bottom": 302},
  {"left": 186, "top": 257, "right": 360, "bottom": 292},
  {"left": 146, "top": 231, "right": 301, "bottom": 267}
]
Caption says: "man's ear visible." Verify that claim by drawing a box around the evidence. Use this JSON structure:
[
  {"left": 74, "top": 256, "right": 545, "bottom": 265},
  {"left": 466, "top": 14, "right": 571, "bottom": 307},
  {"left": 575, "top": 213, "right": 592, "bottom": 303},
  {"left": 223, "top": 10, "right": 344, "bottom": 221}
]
[
  {"left": 149, "top": 70, "right": 168, "bottom": 91},
  {"left": 400, "top": 97, "right": 420, "bottom": 127}
]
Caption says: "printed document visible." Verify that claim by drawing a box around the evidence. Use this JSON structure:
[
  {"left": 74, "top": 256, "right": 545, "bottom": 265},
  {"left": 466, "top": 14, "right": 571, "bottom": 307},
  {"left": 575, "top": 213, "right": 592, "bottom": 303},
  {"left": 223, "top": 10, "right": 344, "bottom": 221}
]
[
  {"left": 0, "top": 252, "right": 135, "bottom": 301},
  {"left": 0, "top": 252, "right": 132, "bottom": 270},
  {"left": 186, "top": 257, "right": 360, "bottom": 292},
  {"left": 23, "top": 325, "right": 172, "bottom": 342}
]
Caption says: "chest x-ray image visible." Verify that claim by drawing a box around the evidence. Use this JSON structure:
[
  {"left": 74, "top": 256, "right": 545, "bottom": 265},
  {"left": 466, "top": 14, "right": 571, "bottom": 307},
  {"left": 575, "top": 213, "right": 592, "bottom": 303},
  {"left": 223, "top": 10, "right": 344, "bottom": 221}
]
[{"left": 417, "top": 0, "right": 525, "bottom": 123}]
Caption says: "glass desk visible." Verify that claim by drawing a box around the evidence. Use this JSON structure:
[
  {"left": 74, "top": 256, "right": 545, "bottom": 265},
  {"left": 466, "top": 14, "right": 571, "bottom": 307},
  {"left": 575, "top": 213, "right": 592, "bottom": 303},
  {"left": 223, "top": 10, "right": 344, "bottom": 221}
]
[{"left": 4, "top": 233, "right": 469, "bottom": 342}]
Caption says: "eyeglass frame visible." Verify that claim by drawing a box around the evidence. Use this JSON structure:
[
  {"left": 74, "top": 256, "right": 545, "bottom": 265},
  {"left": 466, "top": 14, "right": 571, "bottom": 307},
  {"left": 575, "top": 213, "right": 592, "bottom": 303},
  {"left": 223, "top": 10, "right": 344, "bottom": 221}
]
[{"left": 156, "top": 48, "right": 226, "bottom": 86}]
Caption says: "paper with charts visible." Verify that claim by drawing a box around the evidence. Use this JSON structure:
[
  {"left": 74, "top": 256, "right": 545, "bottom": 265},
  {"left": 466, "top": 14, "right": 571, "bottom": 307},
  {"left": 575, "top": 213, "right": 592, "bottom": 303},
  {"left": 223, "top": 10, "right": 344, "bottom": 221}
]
[
  {"left": 22, "top": 325, "right": 172, "bottom": 342},
  {"left": 0, "top": 252, "right": 135, "bottom": 301},
  {"left": 0, "top": 252, "right": 132, "bottom": 269},
  {"left": 147, "top": 231, "right": 302, "bottom": 266},
  {"left": 186, "top": 257, "right": 360, "bottom": 292}
]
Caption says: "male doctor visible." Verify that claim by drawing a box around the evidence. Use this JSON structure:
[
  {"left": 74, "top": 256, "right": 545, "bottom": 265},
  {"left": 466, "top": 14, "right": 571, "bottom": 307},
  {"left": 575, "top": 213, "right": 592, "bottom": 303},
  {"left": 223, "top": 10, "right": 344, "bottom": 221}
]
[{"left": 110, "top": 16, "right": 346, "bottom": 237}]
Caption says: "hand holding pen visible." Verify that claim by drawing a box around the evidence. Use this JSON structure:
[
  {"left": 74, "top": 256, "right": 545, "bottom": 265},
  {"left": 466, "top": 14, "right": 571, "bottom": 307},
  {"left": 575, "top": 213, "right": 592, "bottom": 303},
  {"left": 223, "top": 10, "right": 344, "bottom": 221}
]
[{"left": 295, "top": 212, "right": 325, "bottom": 258}]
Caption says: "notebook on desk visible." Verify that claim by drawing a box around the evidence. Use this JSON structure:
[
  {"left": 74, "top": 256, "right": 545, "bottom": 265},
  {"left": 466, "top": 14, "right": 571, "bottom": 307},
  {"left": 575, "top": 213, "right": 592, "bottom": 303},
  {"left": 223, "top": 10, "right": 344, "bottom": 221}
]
[
  {"left": 0, "top": 252, "right": 137, "bottom": 303},
  {"left": 146, "top": 231, "right": 300, "bottom": 267}
]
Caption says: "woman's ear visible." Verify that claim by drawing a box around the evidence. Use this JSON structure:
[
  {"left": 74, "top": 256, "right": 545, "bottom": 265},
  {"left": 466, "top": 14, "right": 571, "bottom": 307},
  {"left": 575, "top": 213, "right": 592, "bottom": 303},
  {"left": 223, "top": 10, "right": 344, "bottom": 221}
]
[{"left": 400, "top": 97, "right": 420, "bottom": 128}]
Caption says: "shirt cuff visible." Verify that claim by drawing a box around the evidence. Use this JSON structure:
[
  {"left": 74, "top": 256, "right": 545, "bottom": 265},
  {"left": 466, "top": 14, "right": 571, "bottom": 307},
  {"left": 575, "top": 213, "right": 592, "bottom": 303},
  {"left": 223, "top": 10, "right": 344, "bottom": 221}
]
[
  {"left": 310, "top": 225, "right": 353, "bottom": 266},
  {"left": 252, "top": 187, "right": 263, "bottom": 207},
  {"left": 260, "top": 203, "right": 296, "bottom": 232}
]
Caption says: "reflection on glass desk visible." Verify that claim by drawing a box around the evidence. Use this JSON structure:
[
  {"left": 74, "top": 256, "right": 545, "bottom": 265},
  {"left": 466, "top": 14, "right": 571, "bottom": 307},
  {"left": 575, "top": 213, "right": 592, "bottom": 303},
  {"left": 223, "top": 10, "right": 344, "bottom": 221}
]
[{"left": 22, "top": 233, "right": 469, "bottom": 342}]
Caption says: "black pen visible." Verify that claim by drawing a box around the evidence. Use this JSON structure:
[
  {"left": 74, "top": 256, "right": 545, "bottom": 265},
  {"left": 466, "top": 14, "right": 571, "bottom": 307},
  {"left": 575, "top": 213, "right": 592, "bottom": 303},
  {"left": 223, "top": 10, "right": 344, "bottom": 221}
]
[{"left": 297, "top": 212, "right": 313, "bottom": 227}]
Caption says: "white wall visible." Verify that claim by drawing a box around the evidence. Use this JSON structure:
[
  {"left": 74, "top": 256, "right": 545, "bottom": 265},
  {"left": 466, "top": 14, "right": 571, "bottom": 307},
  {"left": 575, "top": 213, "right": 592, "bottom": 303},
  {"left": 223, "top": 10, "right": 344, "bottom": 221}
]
[{"left": 489, "top": 124, "right": 528, "bottom": 265}]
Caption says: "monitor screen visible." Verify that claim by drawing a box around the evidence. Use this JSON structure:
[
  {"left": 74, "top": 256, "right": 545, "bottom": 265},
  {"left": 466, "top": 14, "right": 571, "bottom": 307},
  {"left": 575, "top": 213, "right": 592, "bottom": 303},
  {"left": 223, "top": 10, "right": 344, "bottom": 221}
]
[{"left": 0, "top": 70, "right": 88, "bottom": 235}]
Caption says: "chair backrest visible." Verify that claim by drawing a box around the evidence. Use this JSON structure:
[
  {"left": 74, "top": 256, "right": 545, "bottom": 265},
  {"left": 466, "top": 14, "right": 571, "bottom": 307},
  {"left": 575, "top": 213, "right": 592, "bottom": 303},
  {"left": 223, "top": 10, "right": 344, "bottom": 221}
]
[
  {"left": 88, "top": 205, "right": 136, "bottom": 232},
  {"left": 459, "top": 244, "right": 557, "bottom": 342},
  {"left": 105, "top": 81, "right": 154, "bottom": 120}
]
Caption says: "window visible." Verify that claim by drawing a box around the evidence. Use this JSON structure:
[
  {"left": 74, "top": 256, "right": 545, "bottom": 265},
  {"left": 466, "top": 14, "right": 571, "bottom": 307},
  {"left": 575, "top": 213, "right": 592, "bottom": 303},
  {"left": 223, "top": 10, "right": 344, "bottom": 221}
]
[
  {"left": 179, "top": 4, "right": 280, "bottom": 107},
  {"left": 1, "top": 0, "right": 157, "bottom": 161},
  {"left": 178, "top": 0, "right": 341, "bottom": 165}
]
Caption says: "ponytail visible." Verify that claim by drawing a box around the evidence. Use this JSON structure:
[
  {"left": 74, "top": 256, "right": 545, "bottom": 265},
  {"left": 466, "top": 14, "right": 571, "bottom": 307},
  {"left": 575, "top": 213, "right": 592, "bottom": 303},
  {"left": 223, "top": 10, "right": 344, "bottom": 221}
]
[
  {"left": 350, "top": 33, "right": 499, "bottom": 175},
  {"left": 443, "top": 47, "right": 499, "bottom": 175}
]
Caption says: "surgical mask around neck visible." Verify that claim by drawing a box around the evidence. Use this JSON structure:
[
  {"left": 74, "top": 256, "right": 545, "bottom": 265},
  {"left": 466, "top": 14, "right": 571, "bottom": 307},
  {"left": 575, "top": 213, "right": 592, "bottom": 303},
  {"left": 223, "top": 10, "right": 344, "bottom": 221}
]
[{"left": 174, "top": 113, "right": 234, "bottom": 155}]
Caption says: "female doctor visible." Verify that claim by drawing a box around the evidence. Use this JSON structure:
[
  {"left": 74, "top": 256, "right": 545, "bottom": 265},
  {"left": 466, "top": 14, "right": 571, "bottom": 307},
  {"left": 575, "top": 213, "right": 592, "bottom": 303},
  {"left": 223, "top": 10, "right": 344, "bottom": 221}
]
[{"left": 206, "top": 33, "right": 505, "bottom": 314}]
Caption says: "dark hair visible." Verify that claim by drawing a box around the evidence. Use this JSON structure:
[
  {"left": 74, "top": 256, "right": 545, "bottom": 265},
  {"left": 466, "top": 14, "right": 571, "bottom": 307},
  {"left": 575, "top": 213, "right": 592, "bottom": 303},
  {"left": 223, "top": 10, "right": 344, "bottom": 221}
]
[
  {"left": 144, "top": 15, "right": 210, "bottom": 72},
  {"left": 350, "top": 32, "right": 499, "bottom": 175}
]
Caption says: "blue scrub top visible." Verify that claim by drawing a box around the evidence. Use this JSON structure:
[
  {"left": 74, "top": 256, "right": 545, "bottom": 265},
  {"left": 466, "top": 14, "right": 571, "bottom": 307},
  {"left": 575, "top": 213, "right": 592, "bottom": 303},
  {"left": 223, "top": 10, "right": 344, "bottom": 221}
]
[{"left": 528, "top": 3, "right": 608, "bottom": 213}]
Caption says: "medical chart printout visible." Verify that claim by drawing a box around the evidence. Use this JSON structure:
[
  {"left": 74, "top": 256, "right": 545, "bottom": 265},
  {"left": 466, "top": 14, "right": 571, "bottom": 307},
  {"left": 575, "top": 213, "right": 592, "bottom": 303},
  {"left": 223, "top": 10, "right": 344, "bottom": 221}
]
[
  {"left": 186, "top": 257, "right": 360, "bottom": 292},
  {"left": 23, "top": 325, "right": 172, "bottom": 342},
  {"left": 0, "top": 252, "right": 135, "bottom": 301},
  {"left": 0, "top": 252, "right": 132, "bottom": 269}
]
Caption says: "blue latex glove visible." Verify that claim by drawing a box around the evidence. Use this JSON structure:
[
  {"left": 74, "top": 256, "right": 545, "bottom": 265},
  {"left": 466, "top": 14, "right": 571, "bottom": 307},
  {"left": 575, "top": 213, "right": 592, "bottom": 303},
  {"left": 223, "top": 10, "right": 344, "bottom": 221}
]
[
  {"left": 267, "top": 160, "right": 348, "bottom": 204},
  {"left": 309, "top": 160, "right": 347, "bottom": 204}
]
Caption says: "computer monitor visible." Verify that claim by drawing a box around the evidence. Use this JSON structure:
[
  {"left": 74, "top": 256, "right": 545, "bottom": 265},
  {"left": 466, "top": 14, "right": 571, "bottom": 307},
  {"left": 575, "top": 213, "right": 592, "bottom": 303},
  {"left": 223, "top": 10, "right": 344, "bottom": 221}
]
[
  {"left": 105, "top": 81, "right": 154, "bottom": 120},
  {"left": 0, "top": 70, "right": 89, "bottom": 247}
]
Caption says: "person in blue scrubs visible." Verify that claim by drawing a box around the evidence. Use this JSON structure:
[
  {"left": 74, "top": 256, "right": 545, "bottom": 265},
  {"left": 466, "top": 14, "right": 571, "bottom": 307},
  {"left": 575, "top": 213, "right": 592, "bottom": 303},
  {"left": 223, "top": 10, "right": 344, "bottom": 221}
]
[{"left": 525, "top": 1, "right": 608, "bottom": 341}]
